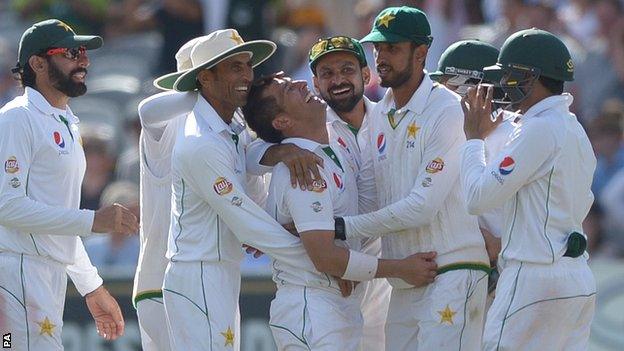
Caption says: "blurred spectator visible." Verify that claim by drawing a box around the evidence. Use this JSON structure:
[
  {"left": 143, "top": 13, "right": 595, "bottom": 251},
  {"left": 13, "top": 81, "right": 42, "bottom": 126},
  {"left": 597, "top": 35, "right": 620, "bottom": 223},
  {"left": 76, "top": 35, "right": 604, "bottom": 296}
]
[
  {"left": 355, "top": 0, "right": 385, "bottom": 101},
  {"left": 558, "top": 0, "right": 599, "bottom": 48},
  {"left": 0, "top": 39, "right": 20, "bottom": 105},
  {"left": 573, "top": 0, "right": 624, "bottom": 122},
  {"left": 583, "top": 204, "right": 608, "bottom": 257},
  {"left": 80, "top": 122, "right": 117, "bottom": 210},
  {"left": 109, "top": 0, "right": 204, "bottom": 76},
  {"left": 587, "top": 101, "right": 624, "bottom": 199},
  {"left": 10, "top": 0, "right": 109, "bottom": 35},
  {"left": 600, "top": 161, "right": 624, "bottom": 258},
  {"left": 115, "top": 98, "right": 143, "bottom": 184},
  {"left": 84, "top": 181, "right": 140, "bottom": 269}
]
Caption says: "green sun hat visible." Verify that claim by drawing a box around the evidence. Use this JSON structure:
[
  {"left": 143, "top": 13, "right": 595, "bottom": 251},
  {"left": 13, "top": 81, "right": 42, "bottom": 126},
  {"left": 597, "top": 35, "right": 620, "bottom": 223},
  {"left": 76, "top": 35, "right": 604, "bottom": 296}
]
[
  {"left": 361, "top": 6, "right": 433, "bottom": 46},
  {"left": 18, "top": 19, "right": 103, "bottom": 67},
  {"left": 430, "top": 40, "right": 499, "bottom": 82},
  {"left": 483, "top": 28, "right": 574, "bottom": 83},
  {"left": 308, "top": 36, "right": 367, "bottom": 74},
  {"left": 173, "top": 29, "right": 276, "bottom": 92}
]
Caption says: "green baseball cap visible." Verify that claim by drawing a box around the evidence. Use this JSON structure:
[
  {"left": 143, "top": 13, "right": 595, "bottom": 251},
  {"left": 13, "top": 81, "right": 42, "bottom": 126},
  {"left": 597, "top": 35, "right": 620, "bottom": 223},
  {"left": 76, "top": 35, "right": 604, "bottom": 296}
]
[
  {"left": 430, "top": 40, "right": 499, "bottom": 81},
  {"left": 308, "top": 36, "right": 367, "bottom": 74},
  {"left": 483, "top": 28, "right": 574, "bottom": 83},
  {"left": 361, "top": 6, "right": 433, "bottom": 46},
  {"left": 18, "top": 19, "right": 103, "bottom": 67}
]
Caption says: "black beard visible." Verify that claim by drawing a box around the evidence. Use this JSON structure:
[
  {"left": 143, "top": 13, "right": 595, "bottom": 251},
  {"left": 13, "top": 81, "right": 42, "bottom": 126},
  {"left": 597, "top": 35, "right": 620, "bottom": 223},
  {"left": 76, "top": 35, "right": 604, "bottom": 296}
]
[
  {"left": 322, "top": 83, "right": 363, "bottom": 113},
  {"left": 379, "top": 49, "right": 415, "bottom": 88},
  {"left": 48, "top": 60, "right": 87, "bottom": 97}
]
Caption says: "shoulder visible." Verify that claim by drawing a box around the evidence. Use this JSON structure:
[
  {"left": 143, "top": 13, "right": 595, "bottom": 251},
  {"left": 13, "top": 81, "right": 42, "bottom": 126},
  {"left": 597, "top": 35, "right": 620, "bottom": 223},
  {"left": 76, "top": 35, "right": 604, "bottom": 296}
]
[{"left": 0, "top": 97, "right": 33, "bottom": 131}]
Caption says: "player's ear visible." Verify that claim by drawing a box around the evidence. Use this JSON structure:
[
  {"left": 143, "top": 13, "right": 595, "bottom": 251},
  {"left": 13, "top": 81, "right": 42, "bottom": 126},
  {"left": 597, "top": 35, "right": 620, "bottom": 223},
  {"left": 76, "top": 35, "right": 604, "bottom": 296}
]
[
  {"left": 29, "top": 55, "right": 47, "bottom": 74},
  {"left": 362, "top": 66, "right": 371, "bottom": 86},
  {"left": 197, "top": 69, "right": 216, "bottom": 88}
]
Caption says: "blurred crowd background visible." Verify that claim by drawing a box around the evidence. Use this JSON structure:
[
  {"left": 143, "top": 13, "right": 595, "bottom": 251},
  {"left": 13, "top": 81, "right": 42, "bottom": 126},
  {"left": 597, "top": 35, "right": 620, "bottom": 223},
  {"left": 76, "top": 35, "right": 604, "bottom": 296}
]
[{"left": 1, "top": 0, "right": 624, "bottom": 283}]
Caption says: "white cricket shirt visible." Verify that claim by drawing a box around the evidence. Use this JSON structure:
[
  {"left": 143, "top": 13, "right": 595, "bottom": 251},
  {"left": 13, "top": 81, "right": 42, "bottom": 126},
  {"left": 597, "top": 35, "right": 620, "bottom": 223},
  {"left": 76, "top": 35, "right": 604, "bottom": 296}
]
[
  {"left": 166, "top": 95, "right": 316, "bottom": 274},
  {"left": 266, "top": 137, "right": 359, "bottom": 294},
  {"left": 344, "top": 75, "right": 489, "bottom": 288},
  {"left": 461, "top": 94, "right": 596, "bottom": 265},
  {"left": 0, "top": 88, "right": 102, "bottom": 295}
]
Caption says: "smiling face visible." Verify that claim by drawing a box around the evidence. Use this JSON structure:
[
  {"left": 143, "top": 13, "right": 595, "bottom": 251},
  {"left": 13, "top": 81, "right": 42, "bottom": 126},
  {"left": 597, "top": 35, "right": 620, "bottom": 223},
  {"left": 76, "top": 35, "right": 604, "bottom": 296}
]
[
  {"left": 313, "top": 51, "right": 370, "bottom": 113},
  {"left": 373, "top": 41, "right": 420, "bottom": 88},
  {"left": 269, "top": 76, "right": 326, "bottom": 120},
  {"left": 43, "top": 46, "right": 90, "bottom": 97},
  {"left": 198, "top": 52, "right": 254, "bottom": 109}
]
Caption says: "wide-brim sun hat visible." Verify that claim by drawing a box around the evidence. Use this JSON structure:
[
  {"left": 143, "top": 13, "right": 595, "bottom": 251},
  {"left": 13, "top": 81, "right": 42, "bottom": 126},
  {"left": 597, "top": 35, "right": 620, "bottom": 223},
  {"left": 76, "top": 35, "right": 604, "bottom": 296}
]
[
  {"left": 173, "top": 29, "right": 276, "bottom": 92},
  {"left": 153, "top": 36, "right": 207, "bottom": 90}
]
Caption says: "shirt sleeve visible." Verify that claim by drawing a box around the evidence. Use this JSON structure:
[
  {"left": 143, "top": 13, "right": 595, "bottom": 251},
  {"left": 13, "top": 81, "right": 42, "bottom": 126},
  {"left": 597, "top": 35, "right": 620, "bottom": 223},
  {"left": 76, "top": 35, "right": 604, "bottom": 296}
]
[
  {"left": 138, "top": 91, "right": 197, "bottom": 141},
  {"left": 178, "top": 141, "right": 317, "bottom": 273},
  {"left": 66, "top": 237, "right": 104, "bottom": 296},
  {"left": 460, "top": 119, "right": 556, "bottom": 215},
  {"left": 245, "top": 138, "right": 274, "bottom": 176},
  {"left": 279, "top": 165, "right": 335, "bottom": 233},
  {"left": 0, "top": 110, "right": 95, "bottom": 236},
  {"left": 344, "top": 105, "right": 465, "bottom": 239}
]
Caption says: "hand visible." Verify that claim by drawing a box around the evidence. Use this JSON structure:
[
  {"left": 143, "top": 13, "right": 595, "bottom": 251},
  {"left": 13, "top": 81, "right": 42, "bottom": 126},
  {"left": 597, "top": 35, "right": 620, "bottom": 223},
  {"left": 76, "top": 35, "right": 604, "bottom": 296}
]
[
  {"left": 85, "top": 286, "right": 125, "bottom": 341},
  {"left": 282, "top": 222, "right": 299, "bottom": 237},
  {"left": 480, "top": 227, "right": 501, "bottom": 265},
  {"left": 243, "top": 244, "right": 264, "bottom": 258},
  {"left": 334, "top": 276, "right": 355, "bottom": 297},
  {"left": 461, "top": 84, "right": 502, "bottom": 140},
  {"left": 397, "top": 251, "right": 437, "bottom": 287},
  {"left": 92, "top": 203, "right": 139, "bottom": 235},
  {"left": 280, "top": 144, "right": 324, "bottom": 190}
]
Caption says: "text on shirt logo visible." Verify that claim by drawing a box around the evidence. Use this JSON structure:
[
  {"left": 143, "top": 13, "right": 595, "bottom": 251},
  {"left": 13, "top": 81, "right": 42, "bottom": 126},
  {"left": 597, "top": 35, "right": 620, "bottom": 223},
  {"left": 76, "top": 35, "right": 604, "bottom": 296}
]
[
  {"left": 311, "top": 201, "right": 323, "bottom": 213},
  {"left": 230, "top": 196, "right": 242, "bottom": 206},
  {"left": 213, "top": 177, "right": 233, "bottom": 195},
  {"left": 4, "top": 156, "right": 19, "bottom": 174},
  {"left": 425, "top": 158, "right": 445, "bottom": 174},
  {"left": 311, "top": 179, "right": 328, "bottom": 193}
]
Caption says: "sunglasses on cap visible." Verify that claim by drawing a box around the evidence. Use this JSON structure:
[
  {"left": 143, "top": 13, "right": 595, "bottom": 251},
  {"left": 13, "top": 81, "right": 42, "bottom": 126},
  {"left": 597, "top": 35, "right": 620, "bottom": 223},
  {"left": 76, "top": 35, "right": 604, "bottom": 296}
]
[
  {"left": 309, "top": 36, "right": 359, "bottom": 62},
  {"left": 45, "top": 46, "right": 87, "bottom": 61}
]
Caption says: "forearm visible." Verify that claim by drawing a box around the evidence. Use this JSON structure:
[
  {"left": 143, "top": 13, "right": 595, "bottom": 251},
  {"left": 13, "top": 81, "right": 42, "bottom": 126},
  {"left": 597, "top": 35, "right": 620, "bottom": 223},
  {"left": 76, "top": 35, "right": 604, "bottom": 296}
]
[
  {"left": 66, "top": 238, "right": 104, "bottom": 296},
  {"left": 0, "top": 196, "right": 94, "bottom": 236},
  {"left": 138, "top": 91, "right": 196, "bottom": 140}
]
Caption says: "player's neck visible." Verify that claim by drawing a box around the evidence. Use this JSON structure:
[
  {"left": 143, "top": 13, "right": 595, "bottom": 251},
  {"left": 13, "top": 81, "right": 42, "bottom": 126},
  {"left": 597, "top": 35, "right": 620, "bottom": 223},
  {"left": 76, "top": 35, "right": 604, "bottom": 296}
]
[
  {"left": 335, "top": 99, "right": 365, "bottom": 130},
  {"left": 202, "top": 92, "right": 236, "bottom": 124},
  {"left": 392, "top": 70, "right": 424, "bottom": 110},
  {"left": 35, "top": 83, "right": 69, "bottom": 109}
]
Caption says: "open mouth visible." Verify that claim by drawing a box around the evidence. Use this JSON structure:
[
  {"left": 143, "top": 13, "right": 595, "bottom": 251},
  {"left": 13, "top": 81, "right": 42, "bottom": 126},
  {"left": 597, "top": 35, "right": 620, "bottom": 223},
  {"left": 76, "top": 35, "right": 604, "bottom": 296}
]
[
  {"left": 305, "top": 91, "right": 323, "bottom": 104},
  {"left": 234, "top": 86, "right": 249, "bottom": 93},
  {"left": 377, "top": 65, "right": 392, "bottom": 77},
  {"left": 330, "top": 86, "right": 352, "bottom": 97},
  {"left": 72, "top": 71, "right": 86, "bottom": 82}
]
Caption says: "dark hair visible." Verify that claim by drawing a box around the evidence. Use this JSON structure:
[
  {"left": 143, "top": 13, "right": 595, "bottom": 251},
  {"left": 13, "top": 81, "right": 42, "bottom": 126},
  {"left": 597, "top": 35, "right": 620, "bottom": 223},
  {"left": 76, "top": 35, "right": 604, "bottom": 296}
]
[
  {"left": 13, "top": 53, "right": 49, "bottom": 89},
  {"left": 538, "top": 75, "right": 564, "bottom": 95},
  {"left": 242, "top": 78, "right": 285, "bottom": 143}
]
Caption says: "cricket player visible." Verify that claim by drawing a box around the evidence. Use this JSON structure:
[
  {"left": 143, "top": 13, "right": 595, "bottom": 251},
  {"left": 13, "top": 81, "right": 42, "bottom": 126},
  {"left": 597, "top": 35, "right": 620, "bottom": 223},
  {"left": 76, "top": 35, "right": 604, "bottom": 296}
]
[
  {"left": 332, "top": 7, "right": 490, "bottom": 350},
  {"left": 243, "top": 74, "right": 438, "bottom": 350},
  {"left": 460, "top": 28, "right": 597, "bottom": 351},
  {"left": 0, "top": 19, "right": 139, "bottom": 350},
  {"left": 133, "top": 36, "right": 206, "bottom": 351},
  {"left": 159, "top": 29, "right": 346, "bottom": 351},
  {"left": 430, "top": 40, "right": 517, "bottom": 275}
]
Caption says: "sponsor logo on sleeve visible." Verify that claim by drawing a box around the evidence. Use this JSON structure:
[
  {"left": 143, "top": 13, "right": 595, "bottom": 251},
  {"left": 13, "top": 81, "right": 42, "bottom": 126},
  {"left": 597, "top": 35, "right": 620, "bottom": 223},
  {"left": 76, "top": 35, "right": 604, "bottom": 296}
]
[
  {"left": 425, "top": 158, "right": 444, "bottom": 174},
  {"left": 230, "top": 196, "right": 242, "bottom": 207},
  {"left": 4, "top": 156, "right": 19, "bottom": 174},
  {"left": 213, "top": 177, "right": 233, "bottom": 195},
  {"left": 9, "top": 177, "right": 20, "bottom": 188},
  {"left": 499, "top": 156, "right": 515, "bottom": 175},
  {"left": 311, "top": 178, "right": 328, "bottom": 193},
  {"left": 422, "top": 177, "right": 432, "bottom": 187},
  {"left": 311, "top": 201, "right": 323, "bottom": 213}
]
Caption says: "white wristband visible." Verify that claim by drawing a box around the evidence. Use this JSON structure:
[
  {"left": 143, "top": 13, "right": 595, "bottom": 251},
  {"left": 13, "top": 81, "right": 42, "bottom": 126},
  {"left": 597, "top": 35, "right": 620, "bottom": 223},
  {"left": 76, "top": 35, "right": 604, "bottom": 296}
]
[{"left": 342, "top": 249, "right": 378, "bottom": 281}]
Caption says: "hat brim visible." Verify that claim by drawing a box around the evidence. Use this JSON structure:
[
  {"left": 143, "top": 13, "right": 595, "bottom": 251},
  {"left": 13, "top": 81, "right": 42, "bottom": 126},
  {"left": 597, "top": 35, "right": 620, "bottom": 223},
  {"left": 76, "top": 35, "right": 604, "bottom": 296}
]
[
  {"left": 429, "top": 71, "right": 444, "bottom": 81},
  {"left": 483, "top": 64, "right": 505, "bottom": 85},
  {"left": 361, "top": 30, "right": 412, "bottom": 44},
  {"left": 153, "top": 71, "right": 187, "bottom": 90},
  {"left": 54, "top": 35, "right": 103, "bottom": 50},
  {"left": 173, "top": 40, "right": 277, "bottom": 92}
]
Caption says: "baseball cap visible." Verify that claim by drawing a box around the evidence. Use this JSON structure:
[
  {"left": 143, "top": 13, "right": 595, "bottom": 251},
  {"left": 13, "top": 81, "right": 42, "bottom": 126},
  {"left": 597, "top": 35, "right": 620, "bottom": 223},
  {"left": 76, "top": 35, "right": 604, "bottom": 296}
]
[
  {"left": 361, "top": 6, "right": 433, "bottom": 46},
  {"left": 17, "top": 19, "right": 103, "bottom": 67},
  {"left": 308, "top": 36, "right": 367, "bottom": 74}
]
